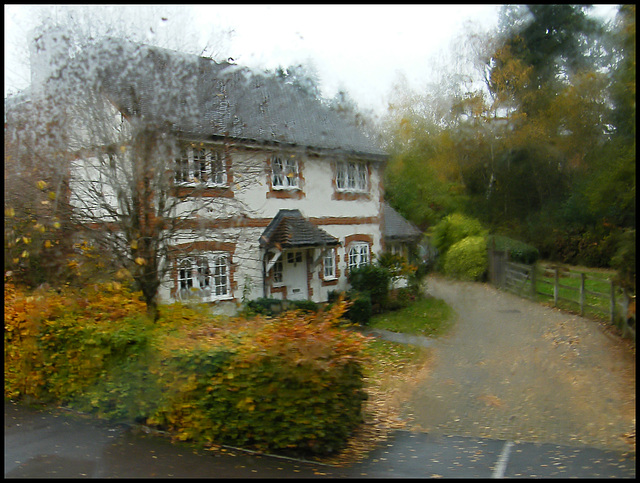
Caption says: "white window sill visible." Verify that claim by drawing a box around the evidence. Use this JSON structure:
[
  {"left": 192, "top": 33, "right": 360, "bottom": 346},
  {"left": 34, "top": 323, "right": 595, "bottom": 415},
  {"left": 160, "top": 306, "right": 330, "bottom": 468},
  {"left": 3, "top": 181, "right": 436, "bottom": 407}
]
[
  {"left": 175, "top": 182, "right": 229, "bottom": 188},
  {"left": 272, "top": 186, "right": 301, "bottom": 191}
]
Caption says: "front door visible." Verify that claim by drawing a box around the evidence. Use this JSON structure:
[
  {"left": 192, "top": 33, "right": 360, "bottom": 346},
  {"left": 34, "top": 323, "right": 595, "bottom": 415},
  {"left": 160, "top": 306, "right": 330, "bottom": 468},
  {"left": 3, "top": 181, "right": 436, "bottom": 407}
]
[{"left": 283, "top": 250, "right": 308, "bottom": 300}]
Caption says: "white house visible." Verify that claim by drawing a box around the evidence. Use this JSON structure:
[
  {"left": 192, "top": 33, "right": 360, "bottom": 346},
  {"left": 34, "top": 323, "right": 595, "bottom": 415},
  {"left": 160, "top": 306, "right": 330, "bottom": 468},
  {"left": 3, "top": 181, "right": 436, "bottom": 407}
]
[{"left": 15, "top": 32, "right": 421, "bottom": 313}]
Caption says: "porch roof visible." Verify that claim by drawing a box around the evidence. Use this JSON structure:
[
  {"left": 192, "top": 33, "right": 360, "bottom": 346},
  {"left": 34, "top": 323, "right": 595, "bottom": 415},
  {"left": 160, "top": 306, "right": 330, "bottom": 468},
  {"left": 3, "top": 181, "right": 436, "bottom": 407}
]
[{"left": 259, "top": 210, "right": 340, "bottom": 249}]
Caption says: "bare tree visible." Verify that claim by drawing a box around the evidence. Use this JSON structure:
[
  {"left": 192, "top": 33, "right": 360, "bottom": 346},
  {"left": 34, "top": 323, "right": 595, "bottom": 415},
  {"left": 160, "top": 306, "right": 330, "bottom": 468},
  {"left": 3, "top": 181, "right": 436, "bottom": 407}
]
[{"left": 6, "top": 24, "right": 262, "bottom": 319}]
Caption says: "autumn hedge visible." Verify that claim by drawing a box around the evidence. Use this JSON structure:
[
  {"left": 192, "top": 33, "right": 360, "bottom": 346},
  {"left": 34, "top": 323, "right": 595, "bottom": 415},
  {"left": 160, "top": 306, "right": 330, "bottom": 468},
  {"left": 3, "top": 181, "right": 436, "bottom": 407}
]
[{"left": 4, "top": 279, "right": 370, "bottom": 455}]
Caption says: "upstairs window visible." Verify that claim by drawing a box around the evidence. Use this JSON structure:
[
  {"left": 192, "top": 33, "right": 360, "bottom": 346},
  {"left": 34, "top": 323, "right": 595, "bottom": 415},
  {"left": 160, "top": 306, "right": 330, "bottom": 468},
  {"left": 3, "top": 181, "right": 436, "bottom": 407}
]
[
  {"left": 336, "top": 161, "right": 368, "bottom": 192},
  {"left": 271, "top": 156, "right": 299, "bottom": 189},
  {"left": 175, "top": 146, "right": 227, "bottom": 187}
]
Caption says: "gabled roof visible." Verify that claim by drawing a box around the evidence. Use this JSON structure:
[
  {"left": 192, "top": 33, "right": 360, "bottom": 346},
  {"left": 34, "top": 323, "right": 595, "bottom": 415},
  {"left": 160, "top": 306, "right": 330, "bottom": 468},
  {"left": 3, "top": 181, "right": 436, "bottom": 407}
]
[
  {"left": 260, "top": 210, "right": 340, "bottom": 249},
  {"left": 80, "top": 39, "right": 386, "bottom": 159},
  {"left": 383, "top": 203, "right": 422, "bottom": 242}
]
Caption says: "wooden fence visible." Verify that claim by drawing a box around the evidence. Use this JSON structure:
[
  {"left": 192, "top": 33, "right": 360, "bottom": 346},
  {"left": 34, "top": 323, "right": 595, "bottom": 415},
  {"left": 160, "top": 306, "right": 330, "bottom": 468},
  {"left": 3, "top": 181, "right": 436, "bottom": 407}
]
[{"left": 488, "top": 249, "right": 636, "bottom": 342}]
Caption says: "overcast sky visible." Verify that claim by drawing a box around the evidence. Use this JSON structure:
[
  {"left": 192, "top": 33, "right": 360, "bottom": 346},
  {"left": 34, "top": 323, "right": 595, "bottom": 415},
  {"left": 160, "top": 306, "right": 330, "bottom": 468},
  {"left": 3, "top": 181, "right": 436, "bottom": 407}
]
[{"left": 4, "top": 4, "right": 620, "bottom": 114}]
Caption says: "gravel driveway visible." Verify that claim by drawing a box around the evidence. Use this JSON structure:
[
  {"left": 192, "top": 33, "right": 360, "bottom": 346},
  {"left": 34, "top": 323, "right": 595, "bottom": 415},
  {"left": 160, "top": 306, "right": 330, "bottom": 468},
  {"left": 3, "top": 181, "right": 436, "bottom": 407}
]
[{"left": 402, "top": 275, "right": 636, "bottom": 453}]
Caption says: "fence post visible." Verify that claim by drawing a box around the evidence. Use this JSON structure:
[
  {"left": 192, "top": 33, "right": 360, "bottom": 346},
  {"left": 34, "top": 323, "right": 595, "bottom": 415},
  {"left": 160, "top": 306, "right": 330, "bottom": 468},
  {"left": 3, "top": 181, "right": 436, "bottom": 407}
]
[
  {"left": 531, "top": 264, "right": 537, "bottom": 299},
  {"left": 610, "top": 281, "right": 616, "bottom": 324},
  {"left": 554, "top": 268, "right": 559, "bottom": 307},
  {"left": 580, "top": 272, "right": 585, "bottom": 316}
]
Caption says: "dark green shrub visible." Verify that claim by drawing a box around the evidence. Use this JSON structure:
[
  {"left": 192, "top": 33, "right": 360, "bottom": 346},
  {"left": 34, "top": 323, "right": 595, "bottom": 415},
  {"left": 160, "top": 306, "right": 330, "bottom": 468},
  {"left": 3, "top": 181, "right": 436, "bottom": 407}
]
[
  {"left": 444, "top": 235, "right": 488, "bottom": 281},
  {"left": 487, "top": 235, "right": 539, "bottom": 265},
  {"left": 291, "top": 299, "right": 319, "bottom": 313},
  {"left": 610, "top": 228, "right": 636, "bottom": 291},
  {"left": 327, "top": 290, "right": 373, "bottom": 324},
  {"left": 245, "top": 298, "right": 319, "bottom": 317},
  {"left": 245, "top": 297, "right": 283, "bottom": 316},
  {"left": 347, "top": 264, "right": 391, "bottom": 303},
  {"left": 345, "top": 291, "right": 373, "bottom": 324}
]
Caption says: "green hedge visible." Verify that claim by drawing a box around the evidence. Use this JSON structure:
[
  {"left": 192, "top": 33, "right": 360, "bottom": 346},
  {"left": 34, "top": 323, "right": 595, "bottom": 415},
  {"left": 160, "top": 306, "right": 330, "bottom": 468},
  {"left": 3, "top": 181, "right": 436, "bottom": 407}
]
[
  {"left": 487, "top": 235, "right": 539, "bottom": 265},
  {"left": 347, "top": 264, "right": 391, "bottom": 303},
  {"left": 432, "top": 213, "right": 487, "bottom": 257},
  {"left": 444, "top": 236, "right": 488, "bottom": 281},
  {"left": 245, "top": 297, "right": 319, "bottom": 317},
  {"left": 5, "top": 282, "right": 369, "bottom": 456}
]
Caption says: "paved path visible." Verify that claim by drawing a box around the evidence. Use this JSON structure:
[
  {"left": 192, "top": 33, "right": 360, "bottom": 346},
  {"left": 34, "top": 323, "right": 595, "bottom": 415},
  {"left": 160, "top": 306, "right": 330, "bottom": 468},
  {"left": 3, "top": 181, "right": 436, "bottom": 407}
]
[{"left": 403, "top": 276, "right": 636, "bottom": 453}]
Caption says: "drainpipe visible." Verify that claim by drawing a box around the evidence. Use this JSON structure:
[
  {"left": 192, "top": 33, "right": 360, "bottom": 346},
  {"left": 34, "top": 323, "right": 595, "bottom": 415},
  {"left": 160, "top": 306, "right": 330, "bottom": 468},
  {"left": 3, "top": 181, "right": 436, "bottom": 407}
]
[{"left": 262, "top": 249, "right": 268, "bottom": 299}]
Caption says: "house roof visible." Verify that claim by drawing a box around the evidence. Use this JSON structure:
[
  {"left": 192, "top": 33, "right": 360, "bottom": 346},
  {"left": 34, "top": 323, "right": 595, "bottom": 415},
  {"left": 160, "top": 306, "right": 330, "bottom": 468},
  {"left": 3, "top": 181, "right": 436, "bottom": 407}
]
[
  {"left": 383, "top": 203, "right": 422, "bottom": 242},
  {"left": 260, "top": 210, "right": 340, "bottom": 249},
  {"left": 79, "top": 39, "right": 387, "bottom": 160}
]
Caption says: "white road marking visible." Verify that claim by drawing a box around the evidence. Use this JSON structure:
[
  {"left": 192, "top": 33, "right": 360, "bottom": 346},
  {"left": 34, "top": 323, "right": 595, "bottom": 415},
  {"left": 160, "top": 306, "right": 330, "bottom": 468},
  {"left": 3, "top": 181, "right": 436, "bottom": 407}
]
[{"left": 492, "top": 441, "right": 514, "bottom": 478}]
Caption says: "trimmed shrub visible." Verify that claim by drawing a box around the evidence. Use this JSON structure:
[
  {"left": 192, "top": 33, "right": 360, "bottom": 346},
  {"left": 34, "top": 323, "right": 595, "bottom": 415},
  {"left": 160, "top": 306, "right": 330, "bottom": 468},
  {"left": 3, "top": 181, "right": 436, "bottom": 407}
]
[
  {"left": 4, "top": 281, "right": 369, "bottom": 456},
  {"left": 444, "top": 236, "right": 488, "bottom": 281},
  {"left": 244, "top": 298, "right": 319, "bottom": 317},
  {"left": 4, "top": 280, "right": 149, "bottom": 406},
  {"left": 327, "top": 290, "right": 373, "bottom": 324},
  {"left": 432, "top": 213, "right": 486, "bottom": 253},
  {"left": 148, "top": 302, "right": 369, "bottom": 455},
  {"left": 487, "top": 235, "right": 539, "bottom": 265},
  {"left": 345, "top": 291, "right": 373, "bottom": 324},
  {"left": 291, "top": 299, "right": 319, "bottom": 313},
  {"left": 432, "top": 213, "right": 487, "bottom": 269},
  {"left": 347, "top": 264, "right": 391, "bottom": 304}
]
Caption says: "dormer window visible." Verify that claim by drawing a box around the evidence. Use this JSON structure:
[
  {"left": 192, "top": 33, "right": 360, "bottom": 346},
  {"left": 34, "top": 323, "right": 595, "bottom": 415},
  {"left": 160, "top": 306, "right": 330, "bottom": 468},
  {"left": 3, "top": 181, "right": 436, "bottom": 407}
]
[
  {"left": 175, "top": 145, "right": 227, "bottom": 187},
  {"left": 336, "top": 161, "right": 368, "bottom": 192},
  {"left": 271, "top": 156, "right": 299, "bottom": 190}
]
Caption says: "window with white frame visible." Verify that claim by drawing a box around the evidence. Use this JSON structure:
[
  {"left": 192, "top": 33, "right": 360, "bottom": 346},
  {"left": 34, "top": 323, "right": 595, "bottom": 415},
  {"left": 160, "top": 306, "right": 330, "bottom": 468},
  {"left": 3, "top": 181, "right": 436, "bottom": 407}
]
[
  {"left": 348, "top": 243, "right": 369, "bottom": 271},
  {"left": 175, "top": 146, "right": 227, "bottom": 186},
  {"left": 273, "top": 259, "right": 283, "bottom": 284},
  {"left": 323, "top": 249, "right": 336, "bottom": 279},
  {"left": 271, "top": 156, "right": 299, "bottom": 189},
  {"left": 336, "top": 161, "right": 368, "bottom": 192},
  {"left": 177, "top": 253, "right": 230, "bottom": 300}
]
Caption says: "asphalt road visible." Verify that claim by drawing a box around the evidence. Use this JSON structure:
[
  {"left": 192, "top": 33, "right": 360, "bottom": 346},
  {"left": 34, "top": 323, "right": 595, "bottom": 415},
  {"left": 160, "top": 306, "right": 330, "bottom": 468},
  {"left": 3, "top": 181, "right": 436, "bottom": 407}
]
[{"left": 4, "top": 398, "right": 635, "bottom": 477}]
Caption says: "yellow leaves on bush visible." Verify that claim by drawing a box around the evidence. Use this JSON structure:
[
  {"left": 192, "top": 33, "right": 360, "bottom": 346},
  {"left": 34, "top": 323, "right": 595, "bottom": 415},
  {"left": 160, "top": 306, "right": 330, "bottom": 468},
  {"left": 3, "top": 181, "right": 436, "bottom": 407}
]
[
  {"left": 36, "top": 180, "right": 47, "bottom": 190},
  {"left": 135, "top": 257, "right": 147, "bottom": 266},
  {"left": 5, "top": 279, "right": 151, "bottom": 404}
]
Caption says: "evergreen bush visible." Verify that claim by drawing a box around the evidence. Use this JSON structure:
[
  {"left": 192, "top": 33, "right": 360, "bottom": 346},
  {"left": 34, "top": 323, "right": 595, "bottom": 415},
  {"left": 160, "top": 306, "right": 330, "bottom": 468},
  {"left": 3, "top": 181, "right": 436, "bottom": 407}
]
[
  {"left": 487, "top": 235, "right": 539, "bottom": 265},
  {"left": 432, "top": 213, "right": 487, "bottom": 269},
  {"left": 444, "top": 236, "right": 488, "bottom": 281}
]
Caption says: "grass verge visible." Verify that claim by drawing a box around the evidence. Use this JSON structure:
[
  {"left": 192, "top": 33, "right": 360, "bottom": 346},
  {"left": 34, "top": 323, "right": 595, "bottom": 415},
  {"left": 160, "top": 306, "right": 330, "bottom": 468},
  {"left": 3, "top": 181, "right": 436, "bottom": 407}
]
[{"left": 368, "top": 295, "right": 454, "bottom": 337}]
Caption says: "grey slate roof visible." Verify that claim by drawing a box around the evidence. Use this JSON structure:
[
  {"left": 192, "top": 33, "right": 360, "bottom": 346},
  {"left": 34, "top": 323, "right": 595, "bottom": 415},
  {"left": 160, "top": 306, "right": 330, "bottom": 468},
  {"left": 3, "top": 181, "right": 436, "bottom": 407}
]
[
  {"left": 81, "top": 39, "right": 386, "bottom": 159},
  {"left": 383, "top": 203, "right": 422, "bottom": 242},
  {"left": 260, "top": 210, "right": 340, "bottom": 249}
]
